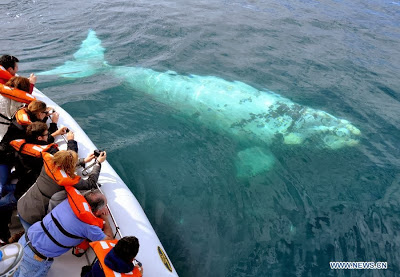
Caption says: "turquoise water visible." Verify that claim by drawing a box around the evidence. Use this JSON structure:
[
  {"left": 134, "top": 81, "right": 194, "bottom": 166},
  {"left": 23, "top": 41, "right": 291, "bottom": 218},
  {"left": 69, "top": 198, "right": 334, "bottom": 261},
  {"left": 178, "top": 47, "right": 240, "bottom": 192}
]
[{"left": 2, "top": 0, "right": 400, "bottom": 276}]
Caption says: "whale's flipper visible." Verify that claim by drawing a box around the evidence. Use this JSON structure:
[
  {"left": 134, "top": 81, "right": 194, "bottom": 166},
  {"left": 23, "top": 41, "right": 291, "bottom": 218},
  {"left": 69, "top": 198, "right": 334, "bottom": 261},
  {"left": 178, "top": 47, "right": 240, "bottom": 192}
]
[
  {"left": 38, "top": 30, "right": 107, "bottom": 78},
  {"left": 235, "top": 147, "right": 275, "bottom": 178}
]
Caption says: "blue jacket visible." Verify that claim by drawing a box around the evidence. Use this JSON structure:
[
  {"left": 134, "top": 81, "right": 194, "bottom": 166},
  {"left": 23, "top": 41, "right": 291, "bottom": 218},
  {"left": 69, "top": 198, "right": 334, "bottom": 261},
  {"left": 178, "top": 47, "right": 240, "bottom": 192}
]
[{"left": 85, "top": 248, "right": 134, "bottom": 277}]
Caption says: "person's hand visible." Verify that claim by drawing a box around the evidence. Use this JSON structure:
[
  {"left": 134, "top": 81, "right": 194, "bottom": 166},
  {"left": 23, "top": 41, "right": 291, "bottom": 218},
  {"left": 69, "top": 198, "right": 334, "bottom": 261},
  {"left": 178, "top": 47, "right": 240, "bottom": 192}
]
[
  {"left": 84, "top": 153, "right": 95, "bottom": 163},
  {"left": 66, "top": 130, "right": 74, "bottom": 140},
  {"left": 51, "top": 111, "right": 59, "bottom": 123},
  {"left": 28, "top": 73, "right": 37, "bottom": 85},
  {"left": 52, "top": 126, "right": 68, "bottom": 137},
  {"left": 97, "top": 151, "right": 107, "bottom": 163},
  {"left": 99, "top": 209, "right": 109, "bottom": 219}
]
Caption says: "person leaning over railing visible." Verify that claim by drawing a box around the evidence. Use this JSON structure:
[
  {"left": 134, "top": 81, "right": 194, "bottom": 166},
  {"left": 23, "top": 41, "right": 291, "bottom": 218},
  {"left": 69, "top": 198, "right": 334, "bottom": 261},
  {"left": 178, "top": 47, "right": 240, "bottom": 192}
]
[
  {"left": 17, "top": 150, "right": 105, "bottom": 231},
  {"left": 1, "top": 100, "right": 62, "bottom": 147},
  {"left": 82, "top": 236, "right": 143, "bottom": 277},
  {"left": 14, "top": 189, "right": 113, "bottom": 277}
]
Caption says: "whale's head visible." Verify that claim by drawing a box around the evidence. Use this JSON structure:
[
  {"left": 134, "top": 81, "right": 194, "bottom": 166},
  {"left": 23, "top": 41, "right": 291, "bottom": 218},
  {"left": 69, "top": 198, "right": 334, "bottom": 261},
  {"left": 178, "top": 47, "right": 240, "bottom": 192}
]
[
  {"left": 311, "top": 118, "right": 361, "bottom": 149},
  {"left": 266, "top": 103, "right": 361, "bottom": 149},
  {"left": 225, "top": 97, "right": 361, "bottom": 150},
  {"left": 320, "top": 121, "right": 361, "bottom": 149},
  {"left": 280, "top": 108, "right": 361, "bottom": 149}
]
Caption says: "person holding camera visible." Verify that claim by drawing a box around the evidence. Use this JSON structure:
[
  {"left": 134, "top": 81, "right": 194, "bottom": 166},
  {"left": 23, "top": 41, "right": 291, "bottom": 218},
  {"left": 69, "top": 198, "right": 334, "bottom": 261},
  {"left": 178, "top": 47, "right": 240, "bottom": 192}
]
[
  {"left": 1, "top": 100, "right": 63, "bottom": 147},
  {"left": 17, "top": 149, "right": 106, "bottom": 231}
]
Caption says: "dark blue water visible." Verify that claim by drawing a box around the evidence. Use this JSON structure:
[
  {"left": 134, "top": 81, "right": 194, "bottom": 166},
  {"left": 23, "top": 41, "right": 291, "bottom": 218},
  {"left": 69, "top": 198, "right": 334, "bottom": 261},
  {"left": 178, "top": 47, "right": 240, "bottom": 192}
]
[{"left": 2, "top": 0, "right": 400, "bottom": 276}]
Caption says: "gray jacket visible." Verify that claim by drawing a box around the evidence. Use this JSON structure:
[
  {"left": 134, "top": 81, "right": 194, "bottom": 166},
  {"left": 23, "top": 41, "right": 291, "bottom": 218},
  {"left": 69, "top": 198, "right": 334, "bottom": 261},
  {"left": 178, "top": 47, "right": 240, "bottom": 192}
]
[{"left": 17, "top": 163, "right": 101, "bottom": 225}]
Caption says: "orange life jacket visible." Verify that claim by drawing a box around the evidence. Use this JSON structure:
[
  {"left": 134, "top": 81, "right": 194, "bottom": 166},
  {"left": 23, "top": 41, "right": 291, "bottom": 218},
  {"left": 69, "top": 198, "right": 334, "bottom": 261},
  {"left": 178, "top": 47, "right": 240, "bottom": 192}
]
[
  {"left": 90, "top": 240, "right": 142, "bottom": 277},
  {"left": 10, "top": 139, "right": 57, "bottom": 157},
  {"left": 15, "top": 108, "right": 32, "bottom": 126},
  {"left": 0, "top": 68, "right": 12, "bottom": 84},
  {"left": 0, "top": 83, "right": 35, "bottom": 104},
  {"left": 42, "top": 152, "right": 104, "bottom": 228}
]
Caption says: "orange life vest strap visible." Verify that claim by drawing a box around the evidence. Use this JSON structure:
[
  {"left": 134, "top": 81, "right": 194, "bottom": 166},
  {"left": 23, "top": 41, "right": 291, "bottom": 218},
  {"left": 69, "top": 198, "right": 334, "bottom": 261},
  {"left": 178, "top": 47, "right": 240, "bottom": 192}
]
[
  {"left": 90, "top": 240, "right": 142, "bottom": 277},
  {"left": 10, "top": 139, "right": 57, "bottom": 158},
  {"left": 0, "top": 83, "right": 35, "bottom": 104}
]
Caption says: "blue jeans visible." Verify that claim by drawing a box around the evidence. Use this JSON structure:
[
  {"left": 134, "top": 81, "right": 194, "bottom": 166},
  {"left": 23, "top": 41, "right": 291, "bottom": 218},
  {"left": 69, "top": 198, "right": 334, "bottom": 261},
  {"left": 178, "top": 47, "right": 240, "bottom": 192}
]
[
  {"left": 0, "top": 164, "right": 9, "bottom": 195},
  {"left": 0, "top": 190, "right": 17, "bottom": 210},
  {"left": 14, "top": 234, "right": 53, "bottom": 277},
  {"left": 18, "top": 215, "right": 32, "bottom": 233}
]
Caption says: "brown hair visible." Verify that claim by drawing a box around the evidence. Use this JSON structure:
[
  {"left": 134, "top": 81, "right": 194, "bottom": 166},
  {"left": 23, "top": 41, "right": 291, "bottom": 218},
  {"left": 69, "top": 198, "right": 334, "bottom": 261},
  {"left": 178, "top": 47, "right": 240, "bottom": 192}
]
[
  {"left": 5, "top": 76, "right": 30, "bottom": 93},
  {"left": 26, "top": 122, "right": 48, "bottom": 142},
  {"left": 53, "top": 150, "right": 78, "bottom": 178},
  {"left": 0, "top": 55, "right": 19, "bottom": 70},
  {"left": 27, "top": 100, "right": 47, "bottom": 114}
]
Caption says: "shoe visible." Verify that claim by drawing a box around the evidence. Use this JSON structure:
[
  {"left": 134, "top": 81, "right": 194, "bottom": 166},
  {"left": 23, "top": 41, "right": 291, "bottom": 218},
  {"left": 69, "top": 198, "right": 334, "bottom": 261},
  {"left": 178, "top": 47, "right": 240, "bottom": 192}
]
[
  {"left": 0, "top": 243, "right": 24, "bottom": 277},
  {"left": 8, "top": 231, "right": 24, "bottom": 244}
]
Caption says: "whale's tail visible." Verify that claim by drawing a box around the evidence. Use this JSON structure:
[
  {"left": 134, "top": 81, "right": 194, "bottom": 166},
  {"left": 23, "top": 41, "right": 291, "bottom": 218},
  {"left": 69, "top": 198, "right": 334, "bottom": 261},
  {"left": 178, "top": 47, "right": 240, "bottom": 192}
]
[{"left": 38, "top": 30, "right": 108, "bottom": 78}]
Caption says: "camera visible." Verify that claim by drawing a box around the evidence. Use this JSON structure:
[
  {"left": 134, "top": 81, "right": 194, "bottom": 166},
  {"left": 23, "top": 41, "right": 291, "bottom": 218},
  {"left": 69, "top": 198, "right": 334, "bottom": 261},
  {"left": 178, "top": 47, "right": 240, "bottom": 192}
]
[
  {"left": 65, "top": 128, "right": 70, "bottom": 133},
  {"left": 133, "top": 259, "right": 142, "bottom": 267},
  {"left": 93, "top": 149, "right": 104, "bottom": 157},
  {"left": 46, "top": 109, "right": 55, "bottom": 115}
]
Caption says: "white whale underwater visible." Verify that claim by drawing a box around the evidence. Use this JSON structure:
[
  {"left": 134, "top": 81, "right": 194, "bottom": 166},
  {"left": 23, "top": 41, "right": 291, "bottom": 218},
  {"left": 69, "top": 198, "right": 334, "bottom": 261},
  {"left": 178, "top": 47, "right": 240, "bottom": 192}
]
[{"left": 39, "top": 30, "right": 361, "bottom": 177}]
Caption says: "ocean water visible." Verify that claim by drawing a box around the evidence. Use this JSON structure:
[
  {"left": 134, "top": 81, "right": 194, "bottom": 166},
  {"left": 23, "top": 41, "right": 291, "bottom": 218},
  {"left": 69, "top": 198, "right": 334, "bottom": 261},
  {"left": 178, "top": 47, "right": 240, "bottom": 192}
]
[{"left": 2, "top": 0, "right": 400, "bottom": 276}]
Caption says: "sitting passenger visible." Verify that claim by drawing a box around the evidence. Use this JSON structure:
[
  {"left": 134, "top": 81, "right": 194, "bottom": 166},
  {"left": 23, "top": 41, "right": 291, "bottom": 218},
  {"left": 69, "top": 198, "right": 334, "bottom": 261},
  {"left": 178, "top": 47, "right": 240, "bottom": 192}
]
[
  {"left": 83, "top": 236, "right": 143, "bottom": 277},
  {"left": 14, "top": 189, "right": 113, "bottom": 277},
  {"left": 17, "top": 150, "right": 105, "bottom": 231},
  {"left": 0, "top": 55, "right": 36, "bottom": 93}
]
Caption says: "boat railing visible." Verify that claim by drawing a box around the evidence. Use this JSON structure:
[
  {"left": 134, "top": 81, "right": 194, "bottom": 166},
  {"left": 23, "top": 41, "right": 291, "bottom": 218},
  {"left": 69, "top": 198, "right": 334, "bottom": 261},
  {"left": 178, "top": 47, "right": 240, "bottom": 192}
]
[{"left": 96, "top": 182, "right": 123, "bottom": 239}]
